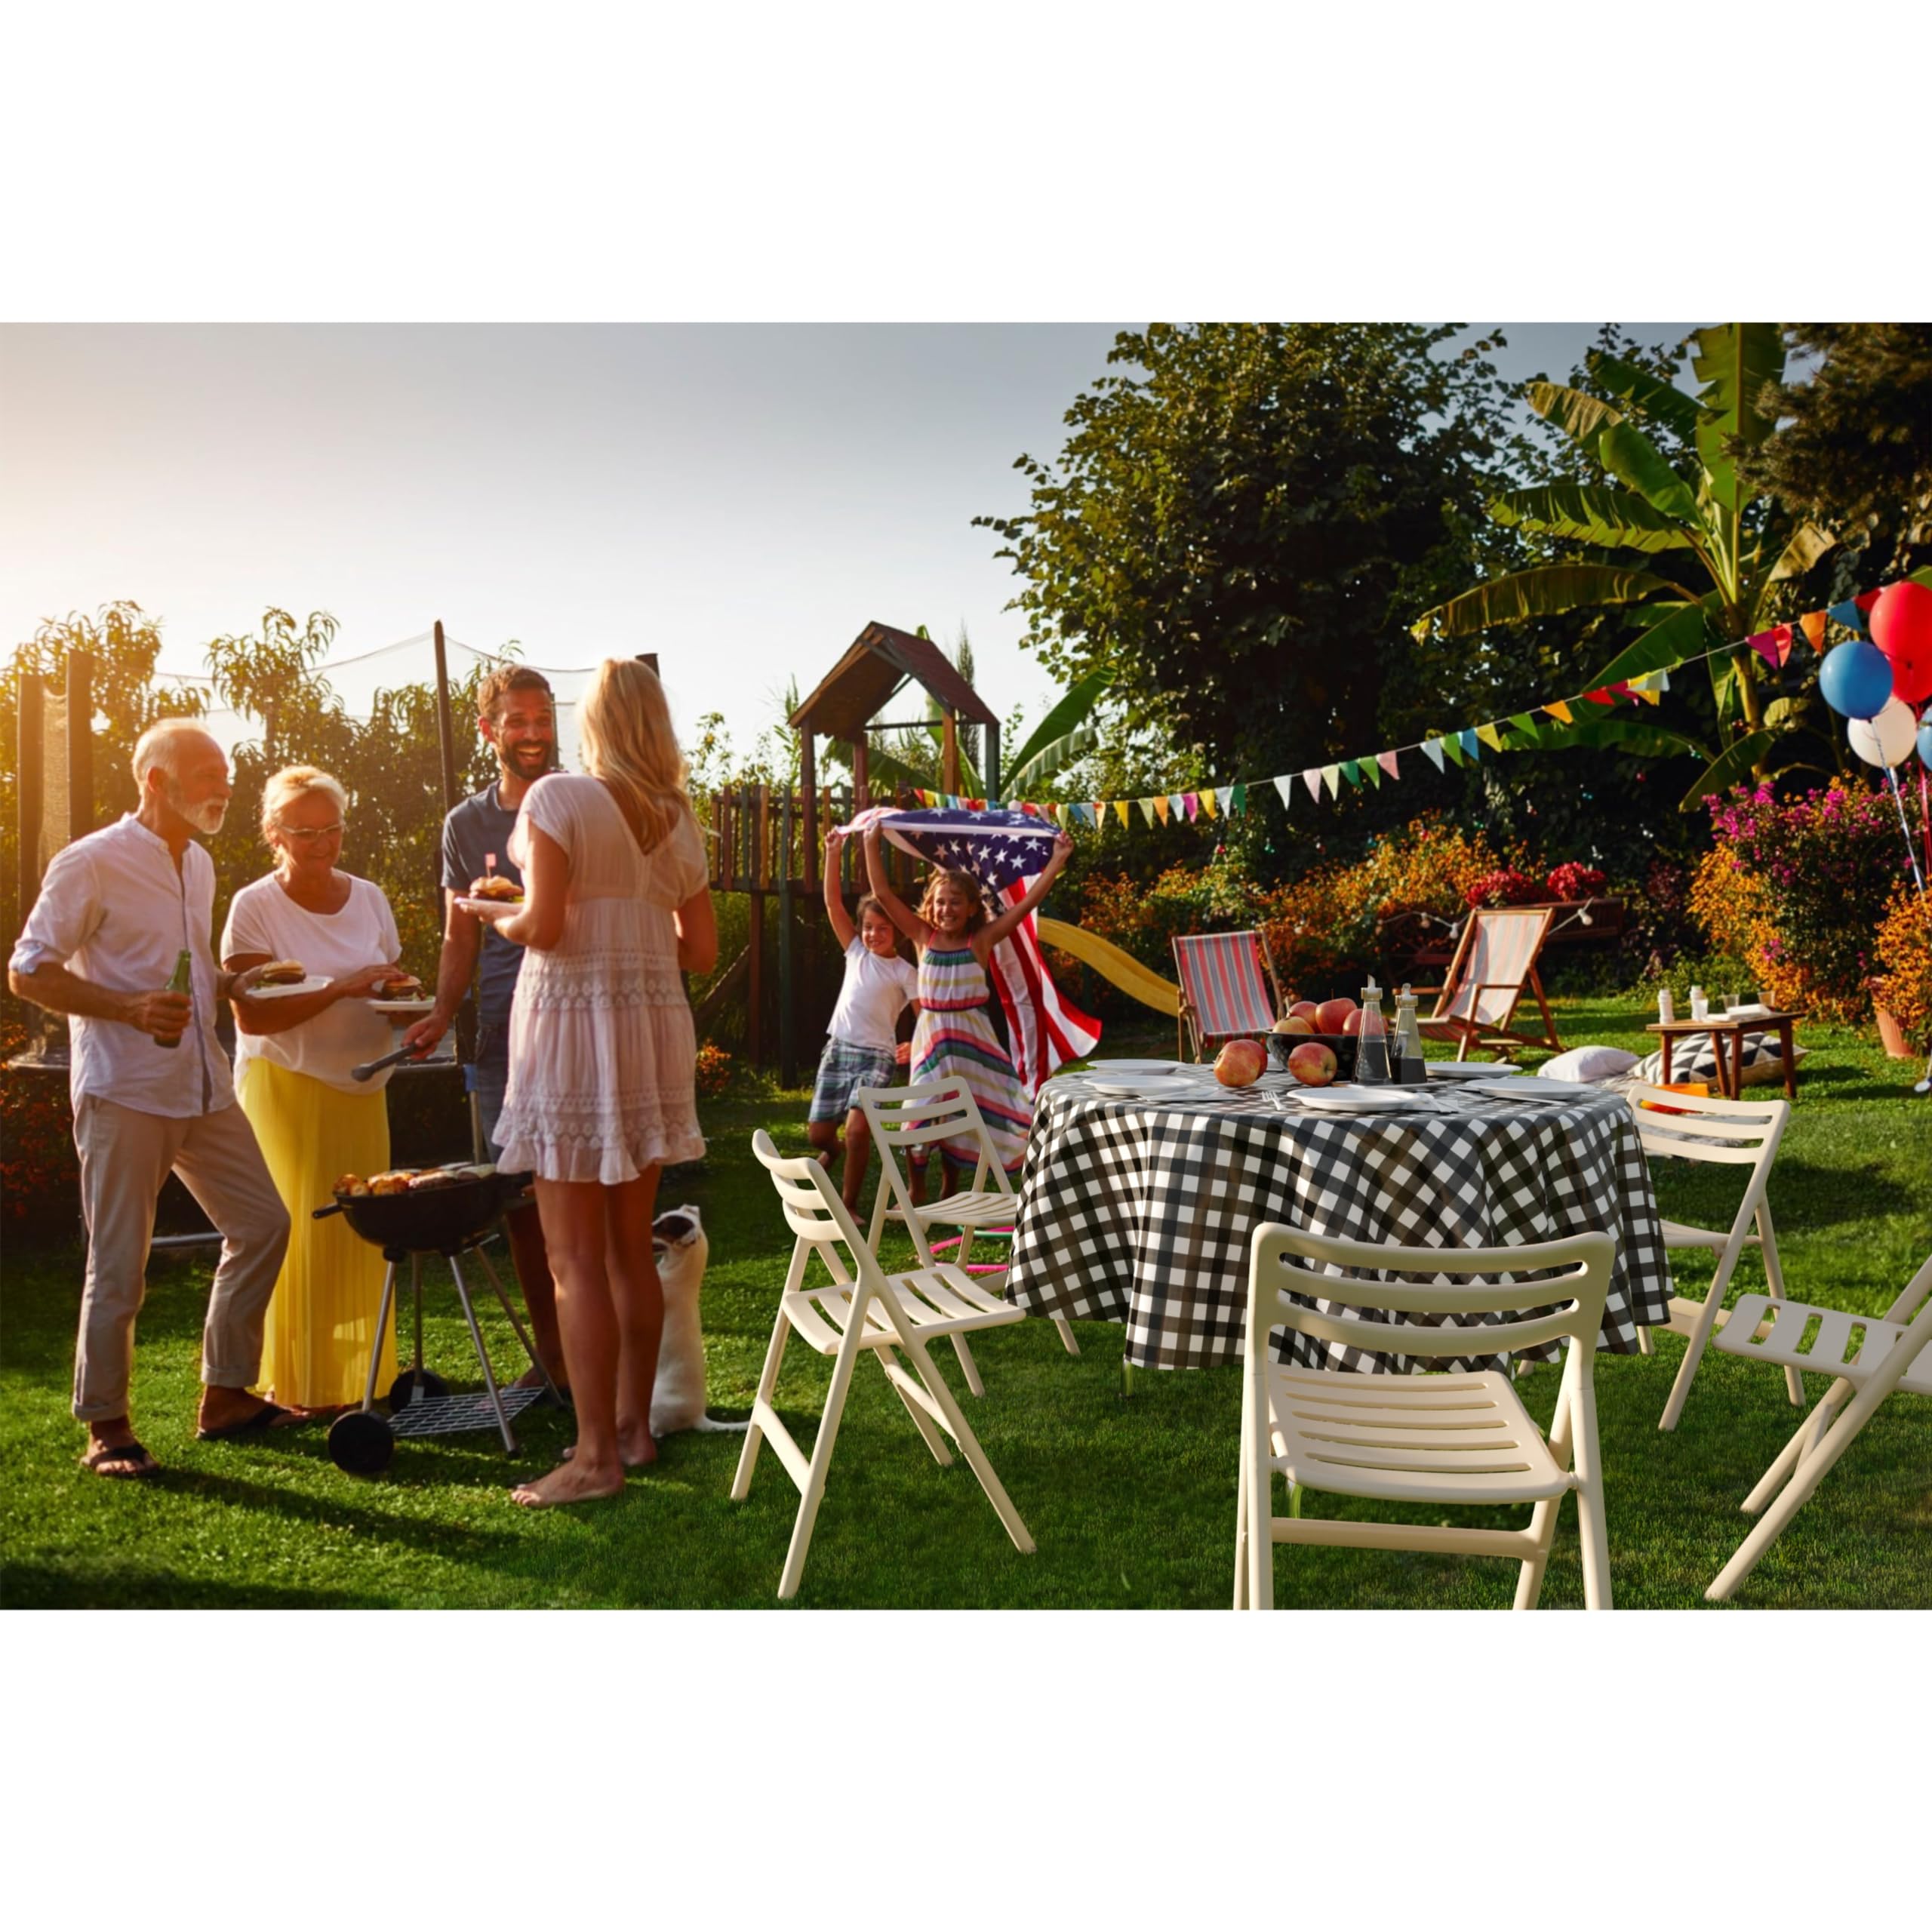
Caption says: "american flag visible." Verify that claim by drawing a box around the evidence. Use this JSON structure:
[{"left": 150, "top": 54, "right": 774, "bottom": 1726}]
[{"left": 839, "top": 805, "right": 1101, "bottom": 1094}]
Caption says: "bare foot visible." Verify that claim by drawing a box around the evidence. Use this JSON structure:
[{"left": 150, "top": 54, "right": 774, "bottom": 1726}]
[{"left": 509, "top": 1457, "right": 625, "bottom": 1507}]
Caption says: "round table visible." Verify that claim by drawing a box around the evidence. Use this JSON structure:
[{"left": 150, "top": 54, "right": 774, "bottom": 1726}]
[{"left": 1004, "top": 1069, "right": 1675, "bottom": 1373}]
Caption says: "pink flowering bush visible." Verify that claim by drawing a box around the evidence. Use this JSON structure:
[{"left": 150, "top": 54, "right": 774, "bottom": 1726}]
[{"left": 1694, "top": 778, "right": 1914, "bottom": 1022}]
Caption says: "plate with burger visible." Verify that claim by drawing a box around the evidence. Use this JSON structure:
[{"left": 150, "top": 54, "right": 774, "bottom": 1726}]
[
  {"left": 244, "top": 961, "right": 334, "bottom": 1000},
  {"left": 457, "top": 873, "right": 525, "bottom": 918},
  {"left": 368, "top": 970, "right": 433, "bottom": 1017}
]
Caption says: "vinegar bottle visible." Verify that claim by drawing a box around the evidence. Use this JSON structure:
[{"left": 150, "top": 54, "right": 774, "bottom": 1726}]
[{"left": 1357, "top": 977, "right": 1391, "bottom": 1084}]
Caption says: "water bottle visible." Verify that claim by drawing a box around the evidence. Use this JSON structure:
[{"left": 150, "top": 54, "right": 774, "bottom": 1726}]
[
  {"left": 1357, "top": 977, "right": 1391, "bottom": 1084},
  {"left": 156, "top": 949, "right": 192, "bottom": 1049}
]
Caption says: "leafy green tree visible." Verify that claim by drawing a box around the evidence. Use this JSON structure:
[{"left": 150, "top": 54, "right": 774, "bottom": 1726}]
[
  {"left": 1414, "top": 325, "right": 1843, "bottom": 804},
  {"left": 977, "top": 325, "right": 1518, "bottom": 783}
]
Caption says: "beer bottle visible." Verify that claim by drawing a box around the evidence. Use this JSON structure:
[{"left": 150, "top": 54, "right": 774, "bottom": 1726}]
[{"left": 157, "top": 948, "right": 192, "bottom": 1049}]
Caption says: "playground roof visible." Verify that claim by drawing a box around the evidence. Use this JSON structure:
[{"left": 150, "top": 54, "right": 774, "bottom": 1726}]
[{"left": 789, "top": 621, "right": 1001, "bottom": 740}]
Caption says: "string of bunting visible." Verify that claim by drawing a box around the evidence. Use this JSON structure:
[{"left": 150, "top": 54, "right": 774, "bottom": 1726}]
[{"left": 909, "top": 586, "right": 1904, "bottom": 829}]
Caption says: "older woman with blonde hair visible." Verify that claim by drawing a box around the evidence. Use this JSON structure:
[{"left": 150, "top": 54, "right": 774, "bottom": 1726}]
[
  {"left": 222, "top": 766, "right": 411, "bottom": 1411},
  {"left": 474, "top": 658, "right": 716, "bottom": 1507}
]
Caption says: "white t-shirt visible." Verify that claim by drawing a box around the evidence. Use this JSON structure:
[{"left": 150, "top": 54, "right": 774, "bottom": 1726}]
[
  {"left": 221, "top": 873, "right": 402, "bottom": 1094},
  {"left": 827, "top": 936, "right": 918, "bottom": 1052}
]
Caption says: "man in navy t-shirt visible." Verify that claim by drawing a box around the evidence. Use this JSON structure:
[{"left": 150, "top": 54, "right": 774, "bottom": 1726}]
[{"left": 402, "top": 666, "right": 565, "bottom": 1392}]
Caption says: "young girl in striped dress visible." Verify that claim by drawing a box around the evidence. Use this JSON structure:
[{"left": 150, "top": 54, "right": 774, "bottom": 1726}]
[{"left": 862, "top": 823, "right": 1073, "bottom": 1194}]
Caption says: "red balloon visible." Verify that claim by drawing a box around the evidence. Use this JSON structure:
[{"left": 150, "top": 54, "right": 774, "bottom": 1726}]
[{"left": 1870, "top": 581, "right": 1932, "bottom": 705}]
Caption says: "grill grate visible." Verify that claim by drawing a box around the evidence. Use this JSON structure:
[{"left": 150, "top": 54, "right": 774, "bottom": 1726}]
[{"left": 388, "top": 1383, "right": 552, "bottom": 1439}]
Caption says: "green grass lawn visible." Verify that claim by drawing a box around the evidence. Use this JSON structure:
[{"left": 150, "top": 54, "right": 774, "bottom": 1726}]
[{"left": 4, "top": 993, "right": 1927, "bottom": 1611}]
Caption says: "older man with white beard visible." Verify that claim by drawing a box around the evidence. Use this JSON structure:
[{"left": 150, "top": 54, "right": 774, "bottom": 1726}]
[{"left": 9, "top": 718, "right": 295, "bottom": 1478}]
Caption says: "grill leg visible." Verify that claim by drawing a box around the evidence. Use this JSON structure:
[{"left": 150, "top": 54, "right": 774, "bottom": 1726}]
[
  {"left": 362, "top": 1262, "right": 398, "bottom": 1413},
  {"left": 449, "top": 1253, "right": 518, "bottom": 1454},
  {"left": 411, "top": 1254, "right": 425, "bottom": 1377},
  {"left": 470, "top": 1243, "right": 563, "bottom": 1402}
]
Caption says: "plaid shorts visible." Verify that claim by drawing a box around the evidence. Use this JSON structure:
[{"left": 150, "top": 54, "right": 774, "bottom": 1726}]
[{"left": 809, "top": 1038, "right": 898, "bottom": 1124}]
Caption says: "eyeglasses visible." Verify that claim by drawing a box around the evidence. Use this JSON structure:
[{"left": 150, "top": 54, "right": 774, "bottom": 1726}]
[{"left": 279, "top": 822, "right": 344, "bottom": 843}]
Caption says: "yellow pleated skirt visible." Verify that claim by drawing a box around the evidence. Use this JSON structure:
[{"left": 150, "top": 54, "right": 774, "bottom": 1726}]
[{"left": 236, "top": 1057, "right": 397, "bottom": 1407}]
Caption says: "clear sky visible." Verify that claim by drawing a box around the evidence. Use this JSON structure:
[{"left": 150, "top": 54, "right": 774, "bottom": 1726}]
[{"left": 1, "top": 322, "right": 1700, "bottom": 768}]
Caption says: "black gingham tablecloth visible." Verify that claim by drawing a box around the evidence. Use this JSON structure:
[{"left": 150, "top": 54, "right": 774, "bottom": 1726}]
[{"left": 1004, "top": 1072, "right": 1675, "bottom": 1374}]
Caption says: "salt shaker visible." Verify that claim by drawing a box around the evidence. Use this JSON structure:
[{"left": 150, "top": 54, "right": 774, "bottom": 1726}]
[{"left": 1657, "top": 989, "right": 1675, "bottom": 1025}]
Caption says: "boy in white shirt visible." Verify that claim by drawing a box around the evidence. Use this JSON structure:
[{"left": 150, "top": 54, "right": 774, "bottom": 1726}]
[{"left": 809, "top": 830, "right": 918, "bottom": 1211}]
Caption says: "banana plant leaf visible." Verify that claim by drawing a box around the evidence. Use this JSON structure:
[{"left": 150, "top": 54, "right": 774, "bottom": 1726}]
[
  {"left": 1765, "top": 521, "right": 1836, "bottom": 586},
  {"left": 1524, "top": 382, "right": 1623, "bottom": 449},
  {"left": 1585, "top": 351, "right": 1704, "bottom": 443},
  {"left": 1003, "top": 666, "right": 1112, "bottom": 791},
  {"left": 820, "top": 736, "right": 985, "bottom": 801},
  {"left": 1414, "top": 564, "right": 1678, "bottom": 639},
  {"left": 1597, "top": 422, "right": 1702, "bottom": 523},
  {"left": 1681, "top": 729, "right": 1777, "bottom": 811},
  {"left": 1691, "top": 323, "right": 1784, "bottom": 515},
  {"left": 1485, "top": 484, "right": 1694, "bottom": 555},
  {"left": 1538, "top": 714, "right": 1712, "bottom": 761},
  {"left": 1004, "top": 715, "right": 1106, "bottom": 797},
  {"left": 1586, "top": 599, "right": 1714, "bottom": 688}
]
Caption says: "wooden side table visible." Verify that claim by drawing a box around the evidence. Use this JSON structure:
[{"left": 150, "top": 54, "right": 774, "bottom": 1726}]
[{"left": 1644, "top": 1011, "right": 1805, "bottom": 1100}]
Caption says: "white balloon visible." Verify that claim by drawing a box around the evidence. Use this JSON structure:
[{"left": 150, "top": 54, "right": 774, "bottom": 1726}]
[{"left": 1847, "top": 696, "right": 1917, "bottom": 768}]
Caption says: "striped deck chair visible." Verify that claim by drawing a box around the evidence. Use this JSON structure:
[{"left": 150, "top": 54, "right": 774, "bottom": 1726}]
[
  {"left": 1417, "top": 906, "right": 1562, "bottom": 1061},
  {"left": 1172, "top": 930, "right": 1283, "bottom": 1063}
]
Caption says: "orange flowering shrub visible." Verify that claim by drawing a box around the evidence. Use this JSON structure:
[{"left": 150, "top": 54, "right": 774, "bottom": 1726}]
[
  {"left": 694, "top": 1040, "right": 735, "bottom": 1098},
  {"left": 1687, "top": 847, "right": 1810, "bottom": 1012},
  {"left": 1874, "top": 885, "right": 1932, "bottom": 1039}
]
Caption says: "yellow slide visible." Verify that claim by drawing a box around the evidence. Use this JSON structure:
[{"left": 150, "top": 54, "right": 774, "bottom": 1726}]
[{"left": 1037, "top": 916, "right": 1181, "bottom": 1017}]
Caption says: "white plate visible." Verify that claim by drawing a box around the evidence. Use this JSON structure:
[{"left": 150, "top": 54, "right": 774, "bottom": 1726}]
[
  {"left": 1084, "top": 1075, "right": 1204, "bottom": 1100},
  {"left": 455, "top": 894, "right": 523, "bottom": 917},
  {"left": 245, "top": 976, "right": 333, "bottom": 1000},
  {"left": 1294, "top": 1085, "right": 1435, "bottom": 1112},
  {"left": 371, "top": 996, "right": 436, "bottom": 1017},
  {"left": 1466, "top": 1078, "right": 1591, "bottom": 1102},
  {"left": 1079, "top": 1057, "right": 1200, "bottom": 1078},
  {"left": 1426, "top": 1061, "right": 1524, "bottom": 1081}
]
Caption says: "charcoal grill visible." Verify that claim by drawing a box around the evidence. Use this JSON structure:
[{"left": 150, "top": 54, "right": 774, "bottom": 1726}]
[{"left": 314, "top": 1167, "right": 561, "bottom": 1474}]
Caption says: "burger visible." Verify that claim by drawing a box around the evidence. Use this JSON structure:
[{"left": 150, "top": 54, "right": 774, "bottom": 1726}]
[
  {"left": 469, "top": 875, "right": 524, "bottom": 905},
  {"left": 372, "top": 970, "right": 423, "bottom": 998},
  {"left": 368, "top": 1170, "right": 414, "bottom": 1196},
  {"left": 254, "top": 960, "right": 309, "bottom": 988}
]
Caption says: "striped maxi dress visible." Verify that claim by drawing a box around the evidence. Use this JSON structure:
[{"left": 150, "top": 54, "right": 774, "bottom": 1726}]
[{"left": 910, "top": 944, "right": 1032, "bottom": 1174}]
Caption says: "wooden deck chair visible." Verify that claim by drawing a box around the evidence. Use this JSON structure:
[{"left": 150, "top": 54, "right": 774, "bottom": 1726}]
[
  {"left": 732, "top": 1131, "right": 1035, "bottom": 1601},
  {"left": 1626, "top": 1083, "right": 1803, "bottom": 1431},
  {"left": 1172, "top": 928, "right": 1283, "bottom": 1062},
  {"left": 1235, "top": 1225, "right": 1618, "bottom": 1611},
  {"left": 859, "top": 1080, "right": 1079, "bottom": 1384},
  {"left": 1705, "top": 1248, "right": 1932, "bottom": 1601},
  {"left": 1416, "top": 906, "right": 1561, "bottom": 1060}
]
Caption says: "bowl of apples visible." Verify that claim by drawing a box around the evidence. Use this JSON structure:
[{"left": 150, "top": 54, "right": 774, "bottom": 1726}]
[{"left": 1266, "top": 997, "right": 1360, "bottom": 1082}]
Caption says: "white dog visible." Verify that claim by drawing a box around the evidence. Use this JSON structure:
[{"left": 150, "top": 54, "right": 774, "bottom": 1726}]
[{"left": 650, "top": 1205, "right": 746, "bottom": 1435}]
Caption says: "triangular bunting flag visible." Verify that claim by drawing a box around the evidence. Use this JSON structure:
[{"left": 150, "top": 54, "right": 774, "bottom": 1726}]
[
  {"left": 1183, "top": 792, "right": 1199, "bottom": 822},
  {"left": 1377, "top": 750, "right": 1400, "bottom": 781},
  {"left": 1321, "top": 764, "right": 1342, "bottom": 798},
  {"left": 1828, "top": 599, "right": 1864, "bottom": 630},
  {"left": 1303, "top": 769, "right": 1323, "bottom": 802},
  {"left": 1854, "top": 588, "right": 1882, "bottom": 612},
  {"left": 1543, "top": 700, "right": 1574, "bottom": 724},
  {"left": 1626, "top": 676, "right": 1663, "bottom": 706},
  {"left": 1339, "top": 759, "right": 1361, "bottom": 788},
  {"left": 1441, "top": 734, "right": 1466, "bottom": 768},
  {"left": 1475, "top": 723, "right": 1505, "bottom": 754},
  {"left": 1747, "top": 626, "right": 1792, "bottom": 669},
  {"left": 1799, "top": 610, "right": 1826, "bottom": 651},
  {"left": 1581, "top": 688, "right": 1618, "bottom": 706},
  {"left": 1460, "top": 729, "right": 1481, "bottom": 761},
  {"left": 1228, "top": 783, "right": 1246, "bottom": 817},
  {"left": 1507, "top": 713, "right": 1540, "bottom": 743},
  {"left": 1199, "top": 788, "right": 1217, "bottom": 820},
  {"left": 1217, "top": 786, "right": 1235, "bottom": 816},
  {"left": 1137, "top": 798, "right": 1156, "bottom": 827},
  {"left": 1273, "top": 775, "right": 1296, "bottom": 811},
  {"left": 1362, "top": 754, "right": 1382, "bottom": 789},
  {"left": 1421, "top": 737, "right": 1447, "bottom": 772},
  {"left": 1153, "top": 795, "right": 1170, "bottom": 825}
]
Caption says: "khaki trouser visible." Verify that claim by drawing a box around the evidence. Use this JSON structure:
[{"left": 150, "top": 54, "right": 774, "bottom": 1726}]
[{"left": 71, "top": 1095, "right": 291, "bottom": 1422}]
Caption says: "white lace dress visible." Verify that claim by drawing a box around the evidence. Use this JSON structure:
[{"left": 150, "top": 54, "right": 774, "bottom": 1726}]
[{"left": 493, "top": 774, "right": 709, "bottom": 1184}]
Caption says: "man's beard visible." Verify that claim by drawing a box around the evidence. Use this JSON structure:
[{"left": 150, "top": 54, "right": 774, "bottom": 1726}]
[{"left": 166, "top": 783, "right": 228, "bottom": 835}]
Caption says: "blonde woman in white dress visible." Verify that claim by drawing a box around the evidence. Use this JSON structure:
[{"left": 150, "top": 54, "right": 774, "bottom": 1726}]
[{"left": 475, "top": 659, "right": 716, "bottom": 1507}]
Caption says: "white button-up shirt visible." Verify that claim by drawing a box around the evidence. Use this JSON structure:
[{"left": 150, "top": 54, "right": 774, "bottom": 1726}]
[{"left": 9, "top": 814, "right": 235, "bottom": 1117}]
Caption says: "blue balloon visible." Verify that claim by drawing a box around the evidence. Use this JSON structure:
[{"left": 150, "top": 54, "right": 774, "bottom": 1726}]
[
  {"left": 1819, "top": 639, "right": 1897, "bottom": 720},
  {"left": 1919, "top": 706, "right": 1932, "bottom": 771}
]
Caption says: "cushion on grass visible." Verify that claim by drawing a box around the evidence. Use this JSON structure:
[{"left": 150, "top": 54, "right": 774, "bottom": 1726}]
[
  {"left": 1634, "top": 1032, "right": 1805, "bottom": 1088},
  {"left": 1538, "top": 1044, "right": 1641, "bottom": 1084}
]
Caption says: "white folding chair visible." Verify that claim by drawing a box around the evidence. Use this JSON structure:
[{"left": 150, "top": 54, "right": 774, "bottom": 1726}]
[
  {"left": 1625, "top": 1083, "right": 1803, "bottom": 1430},
  {"left": 1235, "top": 1225, "right": 1618, "bottom": 1611},
  {"left": 731, "top": 1131, "right": 1035, "bottom": 1601},
  {"left": 1706, "top": 1248, "right": 1932, "bottom": 1601},
  {"left": 860, "top": 1079, "right": 1079, "bottom": 1386}
]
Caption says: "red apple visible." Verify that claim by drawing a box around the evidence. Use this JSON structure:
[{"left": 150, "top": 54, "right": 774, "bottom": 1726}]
[
  {"left": 1288, "top": 999, "right": 1319, "bottom": 1022},
  {"left": 1285, "top": 1041, "right": 1337, "bottom": 1086},
  {"left": 1315, "top": 996, "right": 1357, "bottom": 1035},
  {"left": 1214, "top": 1038, "right": 1267, "bottom": 1088},
  {"left": 1342, "top": 1008, "right": 1364, "bottom": 1035},
  {"left": 1272, "top": 1014, "right": 1313, "bottom": 1035}
]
